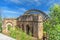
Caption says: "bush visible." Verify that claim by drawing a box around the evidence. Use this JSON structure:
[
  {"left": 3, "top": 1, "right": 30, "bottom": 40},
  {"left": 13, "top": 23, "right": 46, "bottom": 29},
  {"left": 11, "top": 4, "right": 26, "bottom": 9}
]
[
  {"left": 9, "top": 26, "right": 32, "bottom": 40},
  {"left": 44, "top": 4, "right": 60, "bottom": 40},
  {"left": 0, "top": 23, "right": 2, "bottom": 32}
]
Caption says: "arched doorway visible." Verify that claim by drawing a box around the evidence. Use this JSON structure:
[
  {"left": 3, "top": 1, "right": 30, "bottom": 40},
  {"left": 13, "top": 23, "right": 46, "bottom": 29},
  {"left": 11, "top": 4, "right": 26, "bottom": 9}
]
[
  {"left": 32, "top": 26, "right": 33, "bottom": 36},
  {"left": 6, "top": 23, "right": 13, "bottom": 32},
  {"left": 26, "top": 25, "right": 34, "bottom": 36},
  {"left": 26, "top": 25, "right": 30, "bottom": 35},
  {"left": 21, "top": 24, "right": 24, "bottom": 31},
  {"left": 7, "top": 25, "right": 12, "bottom": 31}
]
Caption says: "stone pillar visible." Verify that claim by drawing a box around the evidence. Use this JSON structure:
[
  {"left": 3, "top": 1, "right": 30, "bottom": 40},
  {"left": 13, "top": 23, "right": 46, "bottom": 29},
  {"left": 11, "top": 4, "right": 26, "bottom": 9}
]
[
  {"left": 24, "top": 24, "right": 27, "bottom": 33},
  {"left": 33, "top": 22, "right": 38, "bottom": 38},
  {"left": 38, "top": 22, "right": 43, "bottom": 40},
  {"left": 29, "top": 25, "right": 33, "bottom": 36},
  {"left": 37, "top": 15, "right": 43, "bottom": 40}
]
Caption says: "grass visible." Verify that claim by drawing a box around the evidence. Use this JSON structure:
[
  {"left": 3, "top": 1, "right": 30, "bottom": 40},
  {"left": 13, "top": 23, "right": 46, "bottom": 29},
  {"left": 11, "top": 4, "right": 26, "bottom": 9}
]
[
  {"left": 8, "top": 26, "right": 33, "bottom": 40},
  {"left": 0, "top": 23, "right": 2, "bottom": 32}
]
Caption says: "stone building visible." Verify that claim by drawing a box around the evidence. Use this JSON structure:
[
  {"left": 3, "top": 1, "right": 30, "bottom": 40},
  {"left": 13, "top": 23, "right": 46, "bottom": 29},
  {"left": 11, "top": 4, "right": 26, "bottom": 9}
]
[
  {"left": 2, "top": 18, "right": 17, "bottom": 33},
  {"left": 2, "top": 9, "right": 48, "bottom": 40}
]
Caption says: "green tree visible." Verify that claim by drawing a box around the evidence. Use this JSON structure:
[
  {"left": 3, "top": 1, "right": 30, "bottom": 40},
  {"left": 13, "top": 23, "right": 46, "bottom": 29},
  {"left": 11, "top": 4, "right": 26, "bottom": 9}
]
[
  {"left": 0, "top": 13, "right": 2, "bottom": 32},
  {"left": 8, "top": 26, "right": 33, "bottom": 40},
  {"left": 44, "top": 4, "right": 60, "bottom": 40}
]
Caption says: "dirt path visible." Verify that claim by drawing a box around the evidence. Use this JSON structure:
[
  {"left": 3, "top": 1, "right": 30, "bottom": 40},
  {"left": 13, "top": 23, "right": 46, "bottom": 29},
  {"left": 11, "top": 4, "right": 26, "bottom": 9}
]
[{"left": 0, "top": 33, "right": 16, "bottom": 40}]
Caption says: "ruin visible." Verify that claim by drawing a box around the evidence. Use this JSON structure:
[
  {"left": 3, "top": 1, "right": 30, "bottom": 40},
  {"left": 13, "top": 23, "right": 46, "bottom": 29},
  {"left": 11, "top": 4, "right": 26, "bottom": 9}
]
[{"left": 2, "top": 9, "right": 48, "bottom": 40}]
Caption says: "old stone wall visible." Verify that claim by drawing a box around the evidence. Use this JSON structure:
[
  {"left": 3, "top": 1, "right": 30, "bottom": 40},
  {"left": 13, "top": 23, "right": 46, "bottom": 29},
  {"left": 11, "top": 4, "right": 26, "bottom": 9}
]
[{"left": 2, "top": 18, "right": 17, "bottom": 34}]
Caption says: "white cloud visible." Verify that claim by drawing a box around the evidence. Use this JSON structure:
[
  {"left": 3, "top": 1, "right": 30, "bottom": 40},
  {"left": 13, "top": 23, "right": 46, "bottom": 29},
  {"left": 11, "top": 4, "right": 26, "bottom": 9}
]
[
  {"left": 1, "top": 8, "right": 27, "bottom": 18},
  {"left": 4, "top": 0, "right": 60, "bottom": 6},
  {"left": 1, "top": 9, "right": 19, "bottom": 18},
  {"left": 1, "top": 6, "right": 26, "bottom": 13},
  {"left": 27, "top": 0, "right": 41, "bottom": 6},
  {"left": 2, "top": 10, "right": 18, "bottom": 14},
  {"left": 44, "top": 10, "right": 50, "bottom": 14},
  {"left": 1, "top": 7, "right": 27, "bottom": 16},
  {"left": 34, "top": 0, "right": 39, "bottom": 2},
  {"left": 46, "top": 0, "right": 55, "bottom": 6},
  {"left": 46, "top": 0, "right": 60, "bottom": 7},
  {"left": 18, "top": 8, "right": 27, "bottom": 12},
  {"left": 4, "top": 0, "right": 21, "bottom": 4},
  {"left": 34, "top": 0, "right": 41, "bottom": 6},
  {"left": 4, "top": 0, "right": 41, "bottom": 6},
  {"left": 10, "top": 0, "right": 21, "bottom": 4},
  {"left": 1, "top": 9, "right": 22, "bottom": 18}
]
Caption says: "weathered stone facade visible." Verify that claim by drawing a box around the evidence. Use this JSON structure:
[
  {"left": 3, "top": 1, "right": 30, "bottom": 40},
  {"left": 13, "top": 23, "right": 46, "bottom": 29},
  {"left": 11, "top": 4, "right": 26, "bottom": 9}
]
[
  {"left": 2, "top": 18, "right": 17, "bottom": 33},
  {"left": 2, "top": 9, "right": 48, "bottom": 40}
]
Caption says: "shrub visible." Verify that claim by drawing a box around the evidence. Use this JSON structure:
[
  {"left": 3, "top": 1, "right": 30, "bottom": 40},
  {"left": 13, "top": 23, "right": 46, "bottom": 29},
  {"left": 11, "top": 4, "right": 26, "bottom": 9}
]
[
  {"left": 9, "top": 26, "right": 32, "bottom": 40},
  {"left": 0, "top": 22, "right": 2, "bottom": 32}
]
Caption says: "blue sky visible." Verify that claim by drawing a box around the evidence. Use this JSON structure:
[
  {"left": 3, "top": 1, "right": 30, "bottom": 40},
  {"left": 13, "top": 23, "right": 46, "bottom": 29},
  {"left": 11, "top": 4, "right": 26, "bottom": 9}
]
[{"left": 0, "top": 0, "right": 60, "bottom": 18}]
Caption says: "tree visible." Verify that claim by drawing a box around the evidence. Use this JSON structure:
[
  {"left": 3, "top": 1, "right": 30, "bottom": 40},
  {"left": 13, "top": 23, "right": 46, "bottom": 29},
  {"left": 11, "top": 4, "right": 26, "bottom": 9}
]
[
  {"left": 44, "top": 4, "right": 60, "bottom": 40},
  {"left": 9, "top": 26, "right": 33, "bottom": 40},
  {"left": 0, "top": 9, "right": 2, "bottom": 32}
]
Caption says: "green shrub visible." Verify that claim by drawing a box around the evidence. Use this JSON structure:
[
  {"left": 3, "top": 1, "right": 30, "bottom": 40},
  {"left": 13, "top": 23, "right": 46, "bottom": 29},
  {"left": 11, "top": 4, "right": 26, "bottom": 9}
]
[
  {"left": 0, "top": 16, "right": 2, "bottom": 32},
  {"left": 0, "top": 23, "right": 2, "bottom": 32},
  {"left": 44, "top": 4, "right": 60, "bottom": 40},
  {"left": 9, "top": 26, "right": 32, "bottom": 40},
  {"left": 16, "top": 27, "right": 32, "bottom": 40}
]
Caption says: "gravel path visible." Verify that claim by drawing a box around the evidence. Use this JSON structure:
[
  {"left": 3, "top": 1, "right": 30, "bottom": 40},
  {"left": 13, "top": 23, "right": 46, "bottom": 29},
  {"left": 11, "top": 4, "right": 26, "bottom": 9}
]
[{"left": 0, "top": 33, "right": 16, "bottom": 40}]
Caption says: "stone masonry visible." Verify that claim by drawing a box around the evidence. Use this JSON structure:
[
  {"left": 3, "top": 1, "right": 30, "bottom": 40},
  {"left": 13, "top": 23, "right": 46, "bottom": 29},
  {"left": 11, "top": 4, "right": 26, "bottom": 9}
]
[{"left": 2, "top": 9, "right": 48, "bottom": 40}]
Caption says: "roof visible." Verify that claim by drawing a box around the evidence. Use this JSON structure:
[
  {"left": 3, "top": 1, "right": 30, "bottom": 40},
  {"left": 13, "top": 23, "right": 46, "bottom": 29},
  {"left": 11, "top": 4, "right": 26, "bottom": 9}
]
[
  {"left": 24, "top": 9, "right": 48, "bottom": 18},
  {"left": 24, "top": 9, "right": 47, "bottom": 16},
  {"left": 3, "top": 18, "right": 17, "bottom": 20},
  {"left": 17, "top": 9, "right": 49, "bottom": 20}
]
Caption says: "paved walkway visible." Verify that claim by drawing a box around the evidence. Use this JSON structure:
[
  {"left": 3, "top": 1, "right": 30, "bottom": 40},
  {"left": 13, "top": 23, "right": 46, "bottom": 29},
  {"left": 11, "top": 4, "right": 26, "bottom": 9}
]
[{"left": 0, "top": 33, "right": 16, "bottom": 40}]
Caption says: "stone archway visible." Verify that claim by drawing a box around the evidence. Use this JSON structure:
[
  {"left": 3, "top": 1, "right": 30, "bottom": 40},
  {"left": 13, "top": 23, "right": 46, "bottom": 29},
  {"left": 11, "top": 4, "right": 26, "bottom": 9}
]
[
  {"left": 26, "top": 25, "right": 30, "bottom": 35},
  {"left": 6, "top": 23, "right": 13, "bottom": 32},
  {"left": 26, "top": 24, "right": 34, "bottom": 36},
  {"left": 21, "top": 24, "right": 24, "bottom": 31},
  {"left": 2, "top": 18, "right": 17, "bottom": 33}
]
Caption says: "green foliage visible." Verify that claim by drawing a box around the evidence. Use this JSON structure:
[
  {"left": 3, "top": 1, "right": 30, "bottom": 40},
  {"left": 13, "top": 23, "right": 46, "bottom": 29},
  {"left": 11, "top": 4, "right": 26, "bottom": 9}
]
[
  {"left": 0, "top": 23, "right": 2, "bottom": 32},
  {"left": 7, "top": 25, "right": 12, "bottom": 31},
  {"left": 9, "top": 27, "right": 16, "bottom": 38},
  {"left": 8, "top": 26, "right": 32, "bottom": 40},
  {"left": 44, "top": 4, "right": 60, "bottom": 40},
  {"left": 0, "top": 16, "right": 2, "bottom": 32},
  {"left": 16, "top": 27, "right": 32, "bottom": 40}
]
